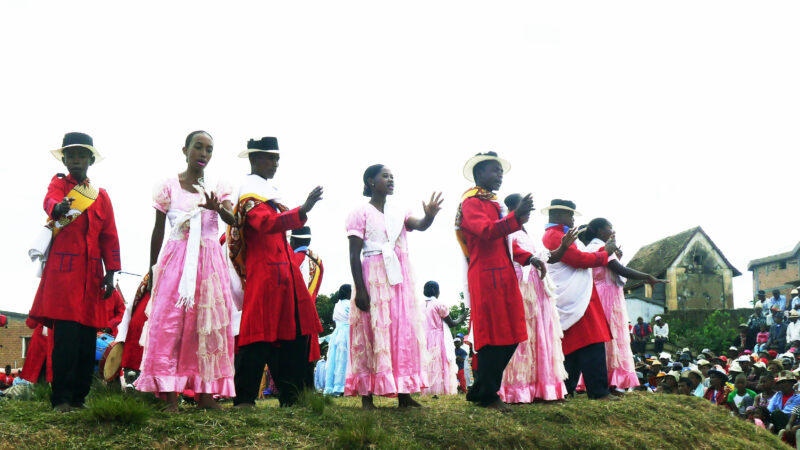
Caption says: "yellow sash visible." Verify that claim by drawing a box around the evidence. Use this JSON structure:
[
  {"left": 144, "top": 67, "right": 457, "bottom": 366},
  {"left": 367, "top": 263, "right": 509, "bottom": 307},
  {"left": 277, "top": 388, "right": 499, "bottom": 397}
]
[
  {"left": 306, "top": 251, "right": 322, "bottom": 297},
  {"left": 48, "top": 182, "right": 98, "bottom": 238}
]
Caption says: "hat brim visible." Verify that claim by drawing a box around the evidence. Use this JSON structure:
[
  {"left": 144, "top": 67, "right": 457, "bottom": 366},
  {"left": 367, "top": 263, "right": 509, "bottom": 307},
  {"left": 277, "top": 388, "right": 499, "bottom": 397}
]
[
  {"left": 462, "top": 155, "right": 511, "bottom": 182},
  {"left": 539, "top": 205, "right": 582, "bottom": 216},
  {"left": 51, "top": 144, "right": 103, "bottom": 163},
  {"left": 238, "top": 149, "right": 280, "bottom": 158},
  {"left": 291, "top": 234, "right": 312, "bottom": 238}
]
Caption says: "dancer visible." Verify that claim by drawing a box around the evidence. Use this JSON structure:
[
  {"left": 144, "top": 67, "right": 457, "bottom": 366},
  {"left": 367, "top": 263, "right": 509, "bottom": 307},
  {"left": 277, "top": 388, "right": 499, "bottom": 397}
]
[
  {"left": 135, "top": 130, "right": 236, "bottom": 411},
  {"left": 324, "top": 284, "right": 352, "bottom": 396},
  {"left": 422, "top": 280, "right": 465, "bottom": 396},
  {"left": 498, "top": 194, "right": 576, "bottom": 403},
  {"left": 578, "top": 218, "right": 667, "bottom": 391},
  {"left": 118, "top": 274, "right": 152, "bottom": 375},
  {"left": 20, "top": 319, "right": 53, "bottom": 384},
  {"left": 455, "top": 152, "right": 543, "bottom": 412},
  {"left": 290, "top": 226, "right": 325, "bottom": 385},
  {"left": 541, "top": 199, "right": 618, "bottom": 400},
  {"left": 345, "top": 164, "right": 443, "bottom": 409},
  {"left": 104, "top": 286, "right": 126, "bottom": 336},
  {"left": 229, "top": 137, "right": 324, "bottom": 407},
  {"left": 28, "top": 132, "right": 120, "bottom": 411}
]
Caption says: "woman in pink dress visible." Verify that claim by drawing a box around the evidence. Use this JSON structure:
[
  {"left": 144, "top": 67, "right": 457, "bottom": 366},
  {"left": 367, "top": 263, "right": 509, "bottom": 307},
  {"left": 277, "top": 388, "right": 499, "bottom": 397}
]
[
  {"left": 135, "top": 131, "right": 236, "bottom": 411},
  {"left": 421, "top": 280, "right": 465, "bottom": 396},
  {"left": 498, "top": 193, "right": 575, "bottom": 403},
  {"left": 579, "top": 218, "right": 667, "bottom": 390},
  {"left": 345, "top": 164, "right": 444, "bottom": 409}
]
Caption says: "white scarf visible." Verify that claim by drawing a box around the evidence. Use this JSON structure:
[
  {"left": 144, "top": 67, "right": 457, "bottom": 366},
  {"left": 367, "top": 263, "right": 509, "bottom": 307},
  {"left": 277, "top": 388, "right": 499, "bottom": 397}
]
[
  {"left": 363, "top": 201, "right": 405, "bottom": 286},
  {"left": 174, "top": 178, "right": 213, "bottom": 310},
  {"left": 546, "top": 235, "right": 594, "bottom": 331}
]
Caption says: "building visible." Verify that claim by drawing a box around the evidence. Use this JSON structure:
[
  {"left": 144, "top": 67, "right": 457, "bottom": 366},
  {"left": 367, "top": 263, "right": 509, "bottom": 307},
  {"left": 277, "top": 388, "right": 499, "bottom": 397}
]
[
  {"left": 747, "top": 241, "right": 800, "bottom": 301},
  {"left": 0, "top": 311, "right": 33, "bottom": 371},
  {"left": 623, "top": 226, "right": 741, "bottom": 318}
]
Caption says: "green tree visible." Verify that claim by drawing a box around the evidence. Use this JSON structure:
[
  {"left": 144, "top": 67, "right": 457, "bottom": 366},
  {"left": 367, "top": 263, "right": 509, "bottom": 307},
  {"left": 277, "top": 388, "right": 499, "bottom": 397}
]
[
  {"left": 668, "top": 310, "right": 738, "bottom": 355},
  {"left": 447, "top": 292, "right": 469, "bottom": 338},
  {"left": 316, "top": 291, "right": 338, "bottom": 336}
]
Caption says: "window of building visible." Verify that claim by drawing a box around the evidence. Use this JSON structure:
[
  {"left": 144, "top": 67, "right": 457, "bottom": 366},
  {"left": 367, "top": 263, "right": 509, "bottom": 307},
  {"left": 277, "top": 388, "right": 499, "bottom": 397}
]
[
  {"left": 21, "top": 337, "right": 31, "bottom": 359},
  {"left": 693, "top": 254, "right": 703, "bottom": 266},
  {"left": 780, "top": 261, "right": 787, "bottom": 270}
]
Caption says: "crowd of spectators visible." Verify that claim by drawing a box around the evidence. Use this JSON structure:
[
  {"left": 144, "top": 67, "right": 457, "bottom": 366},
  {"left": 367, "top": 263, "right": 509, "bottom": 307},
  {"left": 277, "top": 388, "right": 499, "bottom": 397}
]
[{"left": 631, "top": 288, "right": 800, "bottom": 446}]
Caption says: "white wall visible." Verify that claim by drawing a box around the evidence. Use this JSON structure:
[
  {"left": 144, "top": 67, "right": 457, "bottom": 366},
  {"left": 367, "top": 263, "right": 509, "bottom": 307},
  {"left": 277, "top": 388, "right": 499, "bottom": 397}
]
[{"left": 626, "top": 297, "right": 665, "bottom": 323}]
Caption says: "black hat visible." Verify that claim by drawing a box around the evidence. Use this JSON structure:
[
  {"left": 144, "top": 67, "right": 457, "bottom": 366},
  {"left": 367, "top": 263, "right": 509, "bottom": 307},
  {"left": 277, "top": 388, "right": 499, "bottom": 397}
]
[
  {"left": 51, "top": 132, "right": 103, "bottom": 163},
  {"left": 291, "top": 227, "right": 312, "bottom": 238},
  {"left": 541, "top": 199, "right": 582, "bottom": 216},
  {"left": 239, "top": 137, "right": 279, "bottom": 158},
  {"left": 758, "top": 290, "right": 766, "bottom": 295}
]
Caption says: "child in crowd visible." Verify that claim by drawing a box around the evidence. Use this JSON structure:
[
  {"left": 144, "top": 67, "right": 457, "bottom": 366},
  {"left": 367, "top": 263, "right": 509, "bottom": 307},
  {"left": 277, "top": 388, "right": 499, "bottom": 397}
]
[
  {"left": 756, "top": 324, "right": 770, "bottom": 353},
  {"left": 727, "top": 374, "right": 756, "bottom": 416}
]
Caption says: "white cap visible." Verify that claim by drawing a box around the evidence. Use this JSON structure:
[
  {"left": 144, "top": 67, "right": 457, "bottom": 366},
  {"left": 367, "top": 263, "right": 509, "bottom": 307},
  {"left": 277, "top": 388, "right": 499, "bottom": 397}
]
[
  {"left": 701, "top": 348, "right": 711, "bottom": 354},
  {"left": 659, "top": 352, "right": 671, "bottom": 360},
  {"left": 654, "top": 316, "right": 662, "bottom": 321},
  {"left": 736, "top": 355, "right": 750, "bottom": 363},
  {"left": 729, "top": 346, "right": 738, "bottom": 351}
]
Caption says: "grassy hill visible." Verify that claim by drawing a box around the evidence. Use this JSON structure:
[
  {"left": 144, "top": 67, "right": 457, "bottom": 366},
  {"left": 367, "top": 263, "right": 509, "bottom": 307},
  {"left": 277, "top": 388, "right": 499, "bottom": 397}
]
[{"left": 0, "top": 385, "right": 785, "bottom": 449}]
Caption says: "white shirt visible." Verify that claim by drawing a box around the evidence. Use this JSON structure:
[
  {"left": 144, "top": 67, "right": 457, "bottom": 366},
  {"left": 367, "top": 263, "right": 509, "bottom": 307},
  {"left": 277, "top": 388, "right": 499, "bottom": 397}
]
[
  {"left": 654, "top": 323, "right": 669, "bottom": 338},
  {"left": 787, "top": 320, "right": 800, "bottom": 344}
]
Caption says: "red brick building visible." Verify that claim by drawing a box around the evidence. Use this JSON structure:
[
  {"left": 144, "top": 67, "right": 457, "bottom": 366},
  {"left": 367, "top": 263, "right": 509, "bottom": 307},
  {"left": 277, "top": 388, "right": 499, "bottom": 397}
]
[
  {"left": 747, "top": 241, "right": 800, "bottom": 303},
  {"left": 0, "top": 311, "right": 33, "bottom": 372}
]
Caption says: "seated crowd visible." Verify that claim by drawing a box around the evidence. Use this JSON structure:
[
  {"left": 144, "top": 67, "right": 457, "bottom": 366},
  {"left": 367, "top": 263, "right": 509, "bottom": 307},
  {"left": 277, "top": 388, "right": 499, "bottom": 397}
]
[{"left": 633, "top": 292, "right": 800, "bottom": 446}]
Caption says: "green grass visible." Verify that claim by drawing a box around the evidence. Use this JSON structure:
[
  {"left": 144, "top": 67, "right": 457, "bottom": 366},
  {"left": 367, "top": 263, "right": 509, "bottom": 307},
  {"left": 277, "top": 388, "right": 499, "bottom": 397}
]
[{"left": 0, "top": 386, "right": 786, "bottom": 449}]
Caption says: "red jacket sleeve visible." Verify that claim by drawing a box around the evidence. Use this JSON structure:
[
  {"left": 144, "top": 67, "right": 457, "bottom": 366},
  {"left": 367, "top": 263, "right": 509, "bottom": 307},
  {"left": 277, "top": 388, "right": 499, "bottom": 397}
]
[
  {"left": 246, "top": 204, "right": 307, "bottom": 234},
  {"left": 43, "top": 175, "right": 65, "bottom": 218},
  {"left": 512, "top": 241, "right": 533, "bottom": 266},
  {"left": 459, "top": 198, "right": 522, "bottom": 240},
  {"left": 99, "top": 192, "right": 122, "bottom": 272},
  {"left": 543, "top": 229, "right": 608, "bottom": 269}
]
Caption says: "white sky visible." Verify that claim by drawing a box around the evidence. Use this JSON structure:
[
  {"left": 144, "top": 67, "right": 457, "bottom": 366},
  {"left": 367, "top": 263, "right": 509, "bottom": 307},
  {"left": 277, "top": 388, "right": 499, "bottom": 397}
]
[{"left": 1, "top": 1, "right": 798, "bottom": 314}]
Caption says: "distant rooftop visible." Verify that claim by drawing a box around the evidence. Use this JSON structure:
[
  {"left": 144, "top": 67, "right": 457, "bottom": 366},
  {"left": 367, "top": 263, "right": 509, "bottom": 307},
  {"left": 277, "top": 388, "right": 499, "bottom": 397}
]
[
  {"left": 625, "top": 226, "right": 741, "bottom": 290},
  {"left": 747, "top": 241, "right": 800, "bottom": 271}
]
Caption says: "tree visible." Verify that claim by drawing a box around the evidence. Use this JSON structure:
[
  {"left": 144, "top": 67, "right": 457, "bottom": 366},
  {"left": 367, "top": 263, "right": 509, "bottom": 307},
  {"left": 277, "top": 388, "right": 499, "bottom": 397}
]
[
  {"left": 447, "top": 292, "right": 469, "bottom": 339},
  {"left": 316, "top": 291, "right": 338, "bottom": 336}
]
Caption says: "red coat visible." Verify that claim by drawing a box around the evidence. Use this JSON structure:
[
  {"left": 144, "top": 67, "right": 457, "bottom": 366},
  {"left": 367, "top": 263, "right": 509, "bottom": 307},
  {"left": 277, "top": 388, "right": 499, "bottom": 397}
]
[
  {"left": 29, "top": 174, "right": 121, "bottom": 329},
  {"left": 459, "top": 197, "right": 531, "bottom": 351},
  {"left": 239, "top": 203, "right": 323, "bottom": 346},
  {"left": 120, "top": 291, "right": 151, "bottom": 370},
  {"left": 291, "top": 250, "right": 324, "bottom": 362},
  {"left": 542, "top": 226, "right": 612, "bottom": 355},
  {"left": 106, "top": 289, "right": 126, "bottom": 336},
  {"left": 20, "top": 319, "right": 53, "bottom": 383}
]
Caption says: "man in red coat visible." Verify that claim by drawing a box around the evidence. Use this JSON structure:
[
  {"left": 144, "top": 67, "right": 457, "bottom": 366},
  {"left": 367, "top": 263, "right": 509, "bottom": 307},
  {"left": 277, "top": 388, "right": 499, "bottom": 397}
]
[
  {"left": 103, "top": 287, "right": 126, "bottom": 336},
  {"left": 289, "top": 226, "right": 325, "bottom": 377},
  {"left": 455, "top": 152, "right": 542, "bottom": 411},
  {"left": 28, "top": 132, "right": 120, "bottom": 411},
  {"left": 229, "top": 137, "right": 324, "bottom": 407},
  {"left": 541, "top": 199, "right": 617, "bottom": 400},
  {"left": 21, "top": 318, "right": 54, "bottom": 384}
]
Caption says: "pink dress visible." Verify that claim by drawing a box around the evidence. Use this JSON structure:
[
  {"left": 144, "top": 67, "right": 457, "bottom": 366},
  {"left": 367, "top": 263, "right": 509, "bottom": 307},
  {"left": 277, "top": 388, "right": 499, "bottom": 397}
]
[
  {"left": 585, "top": 238, "right": 639, "bottom": 389},
  {"left": 422, "top": 298, "right": 458, "bottom": 396},
  {"left": 499, "top": 230, "right": 568, "bottom": 403},
  {"left": 344, "top": 203, "right": 428, "bottom": 397},
  {"left": 135, "top": 177, "right": 236, "bottom": 397}
]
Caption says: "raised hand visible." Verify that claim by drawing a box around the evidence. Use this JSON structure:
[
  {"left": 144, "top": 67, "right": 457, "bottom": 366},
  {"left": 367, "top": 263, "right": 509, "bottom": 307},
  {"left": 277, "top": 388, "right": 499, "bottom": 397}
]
[
  {"left": 52, "top": 196, "right": 75, "bottom": 219},
  {"left": 199, "top": 191, "right": 221, "bottom": 212},
  {"left": 300, "top": 186, "right": 324, "bottom": 215},
  {"left": 513, "top": 193, "right": 534, "bottom": 224},
  {"left": 422, "top": 192, "right": 444, "bottom": 220},
  {"left": 560, "top": 228, "right": 580, "bottom": 249},
  {"left": 646, "top": 275, "right": 669, "bottom": 286}
]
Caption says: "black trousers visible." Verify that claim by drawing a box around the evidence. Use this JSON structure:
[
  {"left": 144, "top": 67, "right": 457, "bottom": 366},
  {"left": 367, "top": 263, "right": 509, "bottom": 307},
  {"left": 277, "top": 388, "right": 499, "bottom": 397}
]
[
  {"left": 773, "top": 410, "right": 789, "bottom": 431},
  {"left": 654, "top": 338, "right": 666, "bottom": 353},
  {"left": 466, "top": 343, "right": 517, "bottom": 406},
  {"left": 631, "top": 339, "right": 646, "bottom": 355},
  {"left": 51, "top": 320, "right": 96, "bottom": 407},
  {"left": 234, "top": 336, "right": 310, "bottom": 406},
  {"left": 564, "top": 342, "right": 610, "bottom": 399}
]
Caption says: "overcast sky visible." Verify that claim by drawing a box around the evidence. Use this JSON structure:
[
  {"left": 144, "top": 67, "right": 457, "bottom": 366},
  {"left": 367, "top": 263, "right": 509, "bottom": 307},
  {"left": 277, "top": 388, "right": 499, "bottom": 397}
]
[{"left": 2, "top": 1, "right": 798, "bottom": 314}]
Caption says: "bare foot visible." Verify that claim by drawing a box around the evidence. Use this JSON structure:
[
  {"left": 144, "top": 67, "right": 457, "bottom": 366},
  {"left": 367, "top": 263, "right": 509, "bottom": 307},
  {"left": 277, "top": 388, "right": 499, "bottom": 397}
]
[
  {"left": 234, "top": 403, "right": 256, "bottom": 409},
  {"left": 595, "top": 394, "right": 622, "bottom": 402},
  {"left": 164, "top": 403, "right": 180, "bottom": 413},
  {"left": 398, "top": 394, "right": 423, "bottom": 409},
  {"left": 197, "top": 394, "right": 221, "bottom": 410},
  {"left": 362, "top": 395, "right": 376, "bottom": 410},
  {"left": 484, "top": 399, "right": 512, "bottom": 413}
]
